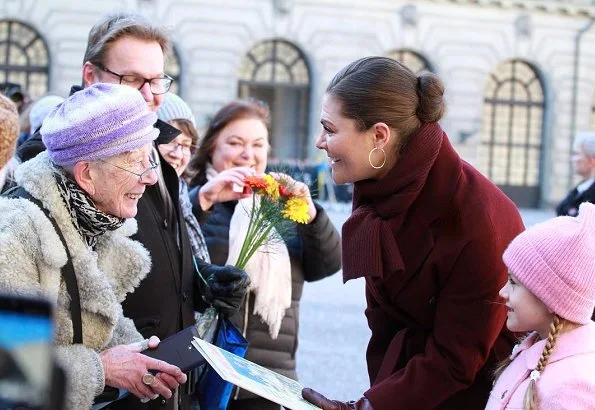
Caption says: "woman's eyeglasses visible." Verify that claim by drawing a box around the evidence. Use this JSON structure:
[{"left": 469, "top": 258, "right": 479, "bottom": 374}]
[
  {"left": 160, "top": 142, "right": 196, "bottom": 157},
  {"left": 98, "top": 158, "right": 160, "bottom": 183}
]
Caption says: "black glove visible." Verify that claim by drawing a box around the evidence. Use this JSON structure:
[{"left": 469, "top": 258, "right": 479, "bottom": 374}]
[
  {"left": 195, "top": 258, "right": 250, "bottom": 317},
  {"left": 302, "top": 388, "right": 374, "bottom": 410}
]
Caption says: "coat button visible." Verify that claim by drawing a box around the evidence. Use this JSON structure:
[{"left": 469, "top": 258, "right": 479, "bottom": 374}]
[
  {"left": 428, "top": 296, "right": 436, "bottom": 305},
  {"left": 163, "top": 219, "right": 168, "bottom": 229},
  {"left": 182, "top": 292, "right": 188, "bottom": 302}
]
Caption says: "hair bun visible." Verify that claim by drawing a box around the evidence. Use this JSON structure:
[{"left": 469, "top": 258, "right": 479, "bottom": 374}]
[{"left": 416, "top": 72, "right": 446, "bottom": 123}]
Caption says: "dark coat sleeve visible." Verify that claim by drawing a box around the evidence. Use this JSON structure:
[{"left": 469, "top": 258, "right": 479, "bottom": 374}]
[
  {"left": 16, "top": 129, "right": 45, "bottom": 163},
  {"left": 297, "top": 202, "right": 342, "bottom": 282},
  {"left": 556, "top": 183, "right": 595, "bottom": 216},
  {"left": 364, "top": 225, "right": 519, "bottom": 409}
]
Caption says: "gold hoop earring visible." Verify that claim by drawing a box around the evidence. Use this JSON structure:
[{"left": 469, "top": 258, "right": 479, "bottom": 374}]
[{"left": 368, "top": 147, "right": 386, "bottom": 169}]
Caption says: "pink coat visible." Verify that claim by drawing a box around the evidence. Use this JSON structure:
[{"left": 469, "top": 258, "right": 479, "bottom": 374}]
[{"left": 485, "top": 322, "right": 595, "bottom": 409}]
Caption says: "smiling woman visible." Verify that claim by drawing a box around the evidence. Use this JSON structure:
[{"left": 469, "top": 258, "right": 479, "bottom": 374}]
[
  {"left": 187, "top": 99, "right": 342, "bottom": 410},
  {"left": 304, "top": 56, "right": 525, "bottom": 410},
  {"left": 0, "top": 83, "right": 189, "bottom": 410}
]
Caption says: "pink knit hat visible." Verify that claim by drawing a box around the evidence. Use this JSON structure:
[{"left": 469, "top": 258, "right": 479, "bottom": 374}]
[{"left": 503, "top": 202, "right": 595, "bottom": 324}]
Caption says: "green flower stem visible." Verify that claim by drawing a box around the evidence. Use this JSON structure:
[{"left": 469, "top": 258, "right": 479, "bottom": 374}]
[
  {"left": 240, "top": 218, "right": 279, "bottom": 264},
  {"left": 234, "top": 188, "right": 299, "bottom": 270},
  {"left": 235, "top": 193, "right": 259, "bottom": 269}
]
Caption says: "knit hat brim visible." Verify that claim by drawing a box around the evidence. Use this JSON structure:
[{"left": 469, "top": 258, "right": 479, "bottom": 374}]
[
  {"left": 50, "top": 127, "right": 159, "bottom": 166},
  {"left": 41, "top": 83, "right": 160, "bottom": 166},
  {"left": 503, "top": 213, "right": 595, "bottom": 325}
]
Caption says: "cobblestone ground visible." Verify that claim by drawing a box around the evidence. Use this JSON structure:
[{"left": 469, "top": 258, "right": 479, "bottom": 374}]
[{"left": 296, "top": 204, "right": 554, "bottom": 401}]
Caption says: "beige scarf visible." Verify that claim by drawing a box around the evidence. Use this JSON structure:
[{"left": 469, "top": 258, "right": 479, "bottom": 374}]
[{"left": 206, "top": 164, "right": 292, "bottom": 339}]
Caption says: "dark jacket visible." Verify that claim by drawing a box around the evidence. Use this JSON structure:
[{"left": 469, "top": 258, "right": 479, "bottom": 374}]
[
  {"left": 342, "top": 123, "right": 525, "bottom": 410},
  {"left": 110, "top": 149, "right": 200, "bottom": 410},
  {"left": 190, "top": 189, "right": 341, "bottom": 400},
  {"left": 556, "top": 180, "right": 595, "bottom": 216}
]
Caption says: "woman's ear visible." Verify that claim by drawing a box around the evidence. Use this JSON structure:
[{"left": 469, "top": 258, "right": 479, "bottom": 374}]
[
  {"left": 72, "top": 161, "right": 96, "bottom": 196},
  {"left": 372, "top": 122, "right": 392, "bottom": 149}
]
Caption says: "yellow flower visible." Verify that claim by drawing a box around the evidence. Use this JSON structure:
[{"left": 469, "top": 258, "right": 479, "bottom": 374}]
[
  {"left": 263, "top": 174, "right": 280, "bottom": 200},
  {"left": 282, "top": 197, "right": 310, "bottom": 224}
]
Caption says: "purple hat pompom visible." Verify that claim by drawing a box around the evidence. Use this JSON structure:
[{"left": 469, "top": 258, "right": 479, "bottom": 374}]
[{"left": 41, "top": 83, "right": 159, "bottom": 166}]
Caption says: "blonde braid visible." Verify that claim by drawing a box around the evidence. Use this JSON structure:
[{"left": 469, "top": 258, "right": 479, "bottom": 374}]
[{"left": 523, "top": 315, "right": 564, "bottom": 410}]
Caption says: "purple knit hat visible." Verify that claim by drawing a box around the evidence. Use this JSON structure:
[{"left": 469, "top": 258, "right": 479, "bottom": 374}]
[
  {"left": 41, "top": 83, "right": 159, "bottom": 166},
  {"left": 503, "top": 202, "right": 595, "bottom": 324}
]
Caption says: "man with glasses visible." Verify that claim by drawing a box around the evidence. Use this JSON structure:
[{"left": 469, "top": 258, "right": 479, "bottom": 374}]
[{"left": 17, "top": 12, "right": 249, "bottom": 410}]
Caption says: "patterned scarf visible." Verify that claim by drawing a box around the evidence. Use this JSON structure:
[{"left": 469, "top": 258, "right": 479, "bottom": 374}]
[
  {"left": 53, "top": 168, "right": 125, "bottom": 248},
  {"left": 179, "top": 179, "right": 211, "bottom": 263}
]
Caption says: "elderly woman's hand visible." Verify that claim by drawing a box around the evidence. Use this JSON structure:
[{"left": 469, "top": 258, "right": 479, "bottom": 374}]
[
  {"left": 270, "top": 172, "right": 317, "bottom": 223},
  {"left": 100, "top": 336, "right": 187, "bottom": 402},
  {"left": 198, "top": 167, "right": 255, "bottom": 210}
]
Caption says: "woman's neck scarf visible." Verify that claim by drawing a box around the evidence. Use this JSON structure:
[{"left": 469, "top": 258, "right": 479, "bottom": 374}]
[
  {"left": 53, "top": 167, "right": 125, "bottom": 248},
  {"left": 206, "top": 163, "right": 291, "bottom": 339},
  {"left": 179, "top": 178, "right": 211, "bottom": 263},
  {"left": 342, "top": 122, "right": 450, "bottom": 282}
]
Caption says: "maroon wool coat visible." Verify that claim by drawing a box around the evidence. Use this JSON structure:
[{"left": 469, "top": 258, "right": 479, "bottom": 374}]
[{"left": 342, "top": 123, "right": 525, "bottom": 410}]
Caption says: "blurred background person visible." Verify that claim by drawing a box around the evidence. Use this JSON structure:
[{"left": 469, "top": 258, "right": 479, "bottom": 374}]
[
  {"left": 18, "top": 95, "right": 65, "bottom": 147},
  {"left": 157, "top": 93, "right": 211, "bottom": 263},
  {"left": 17, "top": 103, "right": 32, "bottom": 149},
  {"left": 187, "top": 99, "right": 342, "bottom": 410},
  {"left": 0, "top": 83, "right": 187, "bottom": 410},
  {"left": 157, "top": 93, "right": 250, "bottom": 309},
  {"left": 556, "top": 132, "right": 595, "bottom": 217},
  {"left": 0, "top": 94, "right": 19, "bottom": 193}
]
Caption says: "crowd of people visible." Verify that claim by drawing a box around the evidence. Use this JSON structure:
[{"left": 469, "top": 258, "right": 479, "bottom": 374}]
[{"left": 0, "top": 9, "right": 594, "bottom": 410}]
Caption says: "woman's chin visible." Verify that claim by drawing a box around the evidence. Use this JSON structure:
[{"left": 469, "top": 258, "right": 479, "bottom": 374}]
[
  {"left": 117, "top": 202, "right": 139, "bottom": 219},
  {"left": 331, "top": 171, "right": 353, "bottom": 186}
]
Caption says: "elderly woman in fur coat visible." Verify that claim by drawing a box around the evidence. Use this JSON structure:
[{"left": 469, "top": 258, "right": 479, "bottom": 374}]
[{"left": 0, "top": 83, "right": 187, "bottom": 409}]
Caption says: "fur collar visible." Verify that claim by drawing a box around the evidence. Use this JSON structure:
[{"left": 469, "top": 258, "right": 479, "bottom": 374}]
[{"left": 13, "top": 152, "right": 151, "bottom": 348}]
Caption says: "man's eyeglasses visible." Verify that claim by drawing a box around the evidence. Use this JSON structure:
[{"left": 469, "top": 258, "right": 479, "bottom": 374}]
[
  {"left": 160, "top": 141, "right": 197, "bottom": 157},
  {"left": 94, "top": 63, "right": 173, "bottom": 95},
  {"left": 98, "top": 158, "right": 160, "bottom": 183}
]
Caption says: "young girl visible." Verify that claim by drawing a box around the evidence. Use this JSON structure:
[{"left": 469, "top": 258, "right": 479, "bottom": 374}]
[{"left": 486, "top": 202, "right": 595, "bottom": 409}]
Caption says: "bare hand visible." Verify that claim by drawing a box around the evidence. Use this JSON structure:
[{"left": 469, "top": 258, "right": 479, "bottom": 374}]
[
  {"left": 198, "top": 167, "right": 255, "bottom": 210},
  {"left": 100, "top": 336, "right": 187, "bottom": 400},
  {"left": 270, "top": 172, "right": 317, "bottom": 223}
]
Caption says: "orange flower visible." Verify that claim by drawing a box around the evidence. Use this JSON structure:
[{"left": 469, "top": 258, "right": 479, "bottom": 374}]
[
  {"left": 279, "top": 184, "right": 293, "bottom": 198},
  {"left": 244, "top": 176, "right": 268, "bottom": 190}
]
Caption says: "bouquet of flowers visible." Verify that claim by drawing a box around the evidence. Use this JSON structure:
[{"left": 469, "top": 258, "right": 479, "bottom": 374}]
[{"left": 234, "top": 173, "right": 310, "bottom": 270}]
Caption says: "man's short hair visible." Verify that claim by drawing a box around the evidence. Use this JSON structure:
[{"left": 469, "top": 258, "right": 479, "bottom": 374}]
[
  {"left": 83, "top": 11, "right": 170, "bottom": 67},
  {"left": 574, "top": 132, "right": 595, "bottom": 157}
]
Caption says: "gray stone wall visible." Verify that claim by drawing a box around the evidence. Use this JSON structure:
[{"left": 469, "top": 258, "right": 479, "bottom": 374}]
[{"left": 2, "top": 0, "right": 594, "bottom": 206}]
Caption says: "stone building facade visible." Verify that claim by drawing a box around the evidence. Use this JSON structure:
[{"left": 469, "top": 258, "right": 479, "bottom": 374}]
[{"left": 2, "top": 0, "right": 594, "bottom": 207}]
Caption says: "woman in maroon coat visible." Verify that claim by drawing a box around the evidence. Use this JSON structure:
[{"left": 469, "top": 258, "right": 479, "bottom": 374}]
[{"left": 302, "top": 57, "right": 525, "bottom": 410}]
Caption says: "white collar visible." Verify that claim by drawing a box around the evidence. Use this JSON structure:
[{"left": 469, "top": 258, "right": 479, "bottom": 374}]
[{"left": 577, "top": 178, "right": 595, "bottom": 194}]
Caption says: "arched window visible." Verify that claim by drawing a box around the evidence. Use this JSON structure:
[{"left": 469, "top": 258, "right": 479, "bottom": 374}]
[
  {"left": 479, "top": 60, "right": 545, "bottom": 208},
  {"left": 0, "top": 20, "right": 49, "bottom": 100},
  {"left": 165, "top": 46, "right": 181, "bottom": 95},
  {"left": 238, "top": 39, "right": 311, "bottom": 159},
  {"left": 386, "top": 49, "right": 434, "bottom": 74}
]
